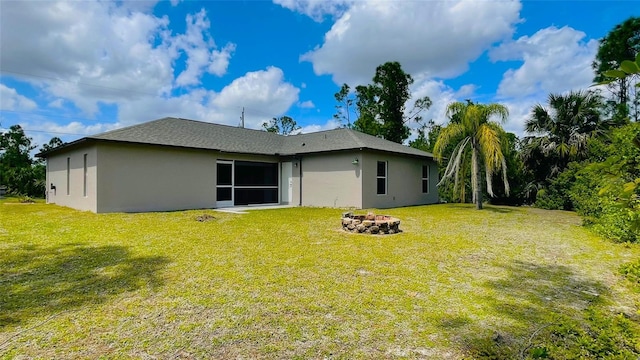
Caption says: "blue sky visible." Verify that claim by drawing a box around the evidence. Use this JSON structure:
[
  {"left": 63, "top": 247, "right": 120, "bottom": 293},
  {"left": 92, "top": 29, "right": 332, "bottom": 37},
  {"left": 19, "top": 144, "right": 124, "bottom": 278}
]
[{"left": 0, "top": 0, "right": 638, "bottom": 149}]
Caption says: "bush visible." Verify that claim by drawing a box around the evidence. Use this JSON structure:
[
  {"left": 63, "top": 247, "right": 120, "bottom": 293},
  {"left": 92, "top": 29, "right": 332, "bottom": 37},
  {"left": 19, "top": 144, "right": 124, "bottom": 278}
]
[
  {"left": 620, "top": 260, "right": 640, "bottom": 292},
  {"left": 535, "top": 164, "right": 580, "bottom": 210},
  {"left": 466, "top": 307, "right": 640, "bottom": 359},
  {"left": 569, "top": 124, "right": 640, "bottom": 242}
]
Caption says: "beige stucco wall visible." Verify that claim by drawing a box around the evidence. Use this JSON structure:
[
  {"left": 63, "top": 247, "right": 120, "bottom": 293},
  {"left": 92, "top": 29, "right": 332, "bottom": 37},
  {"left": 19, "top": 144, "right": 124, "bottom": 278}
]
[
  {"left": 297, "top": 152, "right": 362, "bottom": 208},
  {"left": 96, "top": 143, "right": 219, "bottom": 213},
  {"left": 361, "top": 151, "right": 439, "bottom": 209},
  {"left": 291, "top": 158, "right": 301, "bottom": 206},
  {"left": 46, "top": 145, "right": 98, "bottom": 212},
  {"left": 95, "top": 143, "right": 282, "bottom": 213},
  {"left": 44, "top": 140, "right": 436, "bottom": 213}
]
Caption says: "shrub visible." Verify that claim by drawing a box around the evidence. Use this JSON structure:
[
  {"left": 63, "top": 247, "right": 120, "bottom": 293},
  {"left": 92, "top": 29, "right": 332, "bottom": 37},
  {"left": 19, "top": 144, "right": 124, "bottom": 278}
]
[
  {"left": 570, "top": 124, "right": 640, "bottom": 242},
  {"left": 535, "top": 164, "right": 580, "bottom": 210},
  {"left": 620, "top": 260, "right": 640, "bottom": 292}
]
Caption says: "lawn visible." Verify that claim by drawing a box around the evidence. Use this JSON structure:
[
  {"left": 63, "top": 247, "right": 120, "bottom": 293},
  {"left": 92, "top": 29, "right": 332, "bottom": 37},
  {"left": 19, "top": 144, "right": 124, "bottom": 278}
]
[{"left": 1, "top": 201, "right": 639, "bottom": 359}]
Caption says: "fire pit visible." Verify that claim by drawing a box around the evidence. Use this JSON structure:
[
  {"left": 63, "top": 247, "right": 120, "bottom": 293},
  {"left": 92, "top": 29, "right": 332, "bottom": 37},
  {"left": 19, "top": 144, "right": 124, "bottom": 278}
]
[{"left": 341, "top": 212, "right": 402, "bottom": 234}]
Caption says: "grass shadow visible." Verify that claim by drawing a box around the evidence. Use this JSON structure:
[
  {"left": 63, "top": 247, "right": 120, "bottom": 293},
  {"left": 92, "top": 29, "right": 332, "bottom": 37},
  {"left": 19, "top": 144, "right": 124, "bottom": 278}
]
[
  {"left": 437, "top": 260, "right": 618, "bottom": 358},
  {"left": 482, "top": 206, "right": 515, "bottom": 214},
  {"left": 0, "top": 243, "right": 169, "bottom": 327}
]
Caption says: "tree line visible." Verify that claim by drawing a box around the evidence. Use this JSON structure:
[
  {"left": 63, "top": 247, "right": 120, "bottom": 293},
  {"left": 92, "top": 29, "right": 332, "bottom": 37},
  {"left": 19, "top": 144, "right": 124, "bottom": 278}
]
[{"left": 0, "top": 125, "right": 62, "bottom": 198}]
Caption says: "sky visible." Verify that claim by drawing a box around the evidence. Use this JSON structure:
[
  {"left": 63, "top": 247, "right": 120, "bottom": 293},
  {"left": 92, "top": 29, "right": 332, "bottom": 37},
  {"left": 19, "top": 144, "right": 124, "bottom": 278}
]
[{"left": 0, "top": 0, "right": 638, "bottom": 150}]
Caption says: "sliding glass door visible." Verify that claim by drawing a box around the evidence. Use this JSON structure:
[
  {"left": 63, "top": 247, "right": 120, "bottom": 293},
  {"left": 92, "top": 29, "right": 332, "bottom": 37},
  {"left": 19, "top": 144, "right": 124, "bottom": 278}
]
[
  {"left": 233, "top": 161, "right": 278, "bottom": 205},
  {"left": 216, "top": 160, "right": 279, "bottom": 207},
  {"left": 216, "top": 161, "right": 233, "bottom": 207}
]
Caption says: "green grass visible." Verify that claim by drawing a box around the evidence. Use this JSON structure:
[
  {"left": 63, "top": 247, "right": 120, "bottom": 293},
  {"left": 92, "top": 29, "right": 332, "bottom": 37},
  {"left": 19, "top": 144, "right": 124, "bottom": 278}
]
[{"left": 1, "top": 202, "right": 639, "bottom": 358}]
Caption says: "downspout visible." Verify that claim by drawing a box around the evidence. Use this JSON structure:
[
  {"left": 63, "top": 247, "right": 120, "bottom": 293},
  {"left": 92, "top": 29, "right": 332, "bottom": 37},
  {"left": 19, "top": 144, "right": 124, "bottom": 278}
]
[{"left": 298, "top": 156, "right": 303, "bottom": 206}]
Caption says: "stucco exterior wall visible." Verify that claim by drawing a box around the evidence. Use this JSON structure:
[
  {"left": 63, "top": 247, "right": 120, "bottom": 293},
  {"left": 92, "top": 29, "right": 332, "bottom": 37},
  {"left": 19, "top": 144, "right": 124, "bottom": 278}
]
[
  {"left": 297, "top": 151, "right": 362, "bottom": 208},
  {"left": 96, "top": 143, "right": 219, "bottom": 213},
  {"left": 44, "top": 140, "right": 436, "bottom": 213},
  {"left": 46, "top": 145, "right": 98, "bottom": 212},
  {"left": 361, "top": 151, "right": 439, "bottom": 209},
  {"left": 95, "top": 143, "right": 282, "bottom": 213}
]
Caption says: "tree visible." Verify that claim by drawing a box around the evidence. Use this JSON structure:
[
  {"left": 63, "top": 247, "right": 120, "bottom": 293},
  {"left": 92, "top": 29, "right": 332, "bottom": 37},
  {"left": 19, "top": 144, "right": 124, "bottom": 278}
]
[
  {"left": 433, "top": 101, "right": 510, "bottom": 210},
  {"left": 40, "top": 137, "right": 64, "bottom": 153},
  {"left": 592, "top": 17, "right": 640, "bottom": 122},
  {"left": 352, "top": 61, "right": 431, "bottom": 143},
  {"left": 522, "top": 90, "right": 604, "bottom": 183},
  {"left": 333, "top": 83, "right": 356, "bottom": 128},
  {"left": 262, "top": 116, "right": 301, "bottom": 135},
  {"left": 0, "top": 125, "right": 37, "bottom": 196},
  {"left": 489, "top": 132, "right": 528, "bottom": 206},
  {"left": 372, "top": 61, "right": 413, "bottom": 143},
  {"left": 409, "top": 120, "right": 441, "bottom": 153},
  {"left": 353, "top": 85, "right": 381, "bottom": 136}
]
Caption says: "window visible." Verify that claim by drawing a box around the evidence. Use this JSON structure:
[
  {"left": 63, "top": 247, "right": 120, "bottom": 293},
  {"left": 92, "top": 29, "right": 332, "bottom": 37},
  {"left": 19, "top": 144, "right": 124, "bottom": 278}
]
[
  {"left": 422, "top": 165, "right": 429, "bottom": 193},
  {"left": 83, "top": 154, "right": 88, "bottom": 197},
  {"left": 376, "top": 161, "right": 387, "bottom": 195},
  {"left": 66, "top": 157, "right": 70, "bottom": 195}
]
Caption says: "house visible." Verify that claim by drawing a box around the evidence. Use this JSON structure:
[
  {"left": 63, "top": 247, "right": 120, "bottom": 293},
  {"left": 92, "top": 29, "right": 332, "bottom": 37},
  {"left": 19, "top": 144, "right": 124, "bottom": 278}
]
[{"left": 36, "top": 117, "right": 439, "bottom": 213}]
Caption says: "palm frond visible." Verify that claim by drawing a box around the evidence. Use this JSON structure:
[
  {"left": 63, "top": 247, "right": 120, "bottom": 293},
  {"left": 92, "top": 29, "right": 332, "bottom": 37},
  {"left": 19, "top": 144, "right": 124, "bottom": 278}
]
[
  {"left": 437, "top": 136, "right": 471, "bottom": 187},
  {"left": 478, "top": 123, "right": 509, "bottom": 197},
  {"left": 433, "top": 123, "right": 465, "bottom": 162},
  {"left": 482, "top": 103, "right": 509, "bottom": 124},
  {"left": 471, "top": 143, "right": 478, "bottom": 205}
]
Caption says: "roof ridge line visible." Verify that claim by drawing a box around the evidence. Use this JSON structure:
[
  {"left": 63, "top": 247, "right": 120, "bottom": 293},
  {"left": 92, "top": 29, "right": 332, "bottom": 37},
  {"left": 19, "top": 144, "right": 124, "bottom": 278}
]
[
  {"left": 88, "top": 117, "right": 175, "bottom": 138},
  {"left": 345, "top": 128, "right": 367, "bottom": 148}
]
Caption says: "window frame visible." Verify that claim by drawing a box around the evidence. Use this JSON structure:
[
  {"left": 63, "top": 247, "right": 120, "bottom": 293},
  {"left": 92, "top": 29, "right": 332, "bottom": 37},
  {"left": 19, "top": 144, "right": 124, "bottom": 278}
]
[
  {"left": 376, "top": 161, "right": 387, "bottom": 195},
  {"left": 422, "top": 164, "right": 429, "bottom": 194},
  {"left": 66, "top": 157, "right": 70, "bottom": 196},
  {"left": 83, "top": 154, "right": 88, "bottom": 197}
]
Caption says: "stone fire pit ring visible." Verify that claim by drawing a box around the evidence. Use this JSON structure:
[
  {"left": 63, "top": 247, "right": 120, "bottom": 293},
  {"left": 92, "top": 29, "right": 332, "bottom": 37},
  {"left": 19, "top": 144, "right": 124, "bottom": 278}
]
[{"left": 341, "top": 212, "right": 402, "bottom": 235}]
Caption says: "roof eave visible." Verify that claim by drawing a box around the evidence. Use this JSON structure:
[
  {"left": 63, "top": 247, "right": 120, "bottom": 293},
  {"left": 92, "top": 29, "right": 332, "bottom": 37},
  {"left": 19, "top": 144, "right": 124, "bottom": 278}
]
[
  {"left": 35, "top": 137, "right": 94, "bottom": 158},
  {"left": 282, "top": 146, "right": 434, "bottom": 159}
]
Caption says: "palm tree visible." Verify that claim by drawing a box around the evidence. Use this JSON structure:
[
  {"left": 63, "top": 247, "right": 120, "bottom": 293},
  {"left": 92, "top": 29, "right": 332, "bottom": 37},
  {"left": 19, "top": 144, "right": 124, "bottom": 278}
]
[
  {"left": 522, "top": 90, "right": 603, "bottom": 179},
  {"left": 434, "top": 101, "right": 510, "bottom": 210}
]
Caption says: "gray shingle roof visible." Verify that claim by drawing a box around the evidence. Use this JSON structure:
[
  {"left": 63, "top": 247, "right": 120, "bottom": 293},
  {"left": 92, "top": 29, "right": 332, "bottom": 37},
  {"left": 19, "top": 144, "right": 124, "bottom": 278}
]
[
  {"left": 91, "top": 117, "right": 286, "bottom": 155},
  {"left": 40, "top": 117, "right": 433, "bottom": 159},
  {"left": 282, "top": 127, "right": 433, "bottom": 158}
]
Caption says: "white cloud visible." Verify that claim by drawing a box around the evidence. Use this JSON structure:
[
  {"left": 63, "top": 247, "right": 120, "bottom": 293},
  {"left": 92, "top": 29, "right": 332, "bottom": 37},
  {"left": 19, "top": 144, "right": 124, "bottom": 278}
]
[
  {"left": 301, "top": 0, "right": 522, "bottom": 85},
  {"left": 212, "top": 67, "right": 300, "bottom": 128},
  {"left": 299, "top": 118, "right": 341, "bottom": 133},
  {"left": 298, "top": 100, "right": 315, "bottom": 109},
  {"left": 16, "top": 118, "right": 121, "bottom": 153},
  {"left": 408, "top": 76, "right": 459, "bottom": 127},
  {"left": 0, "top": 84, "right": 37, "bottom": 111},
  {"left": 0, "top": 1, "right": 302, "bottom": 137},
  {"left": 208, "top": 44, "right": 236, "bottom": 76},
  {"left": 113, "top": 67, "right": 300, "bottom": 130},
  {"left": 0, "top": 1, "right": 175, "bottom": 116},
  {"left": 273, "top": 0, "right": 351, "bottom": 21},
  {"left": 491, "top": 26, "right": 598, "bottom": 99},
  {"left": 0, "top": 1, "right": 237, "bottom": 118},
  {"left": 47, "top": 99, "right": 65, "bottom": 109},
  {"left": 495, "top": 99, "right": 533, "bottom": 136},
  {"left": 116, "top": 89, "right": 224, "bottom": 126},
  {"left": 174, "top": 9, "right": 236, "bottom": 86}
]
